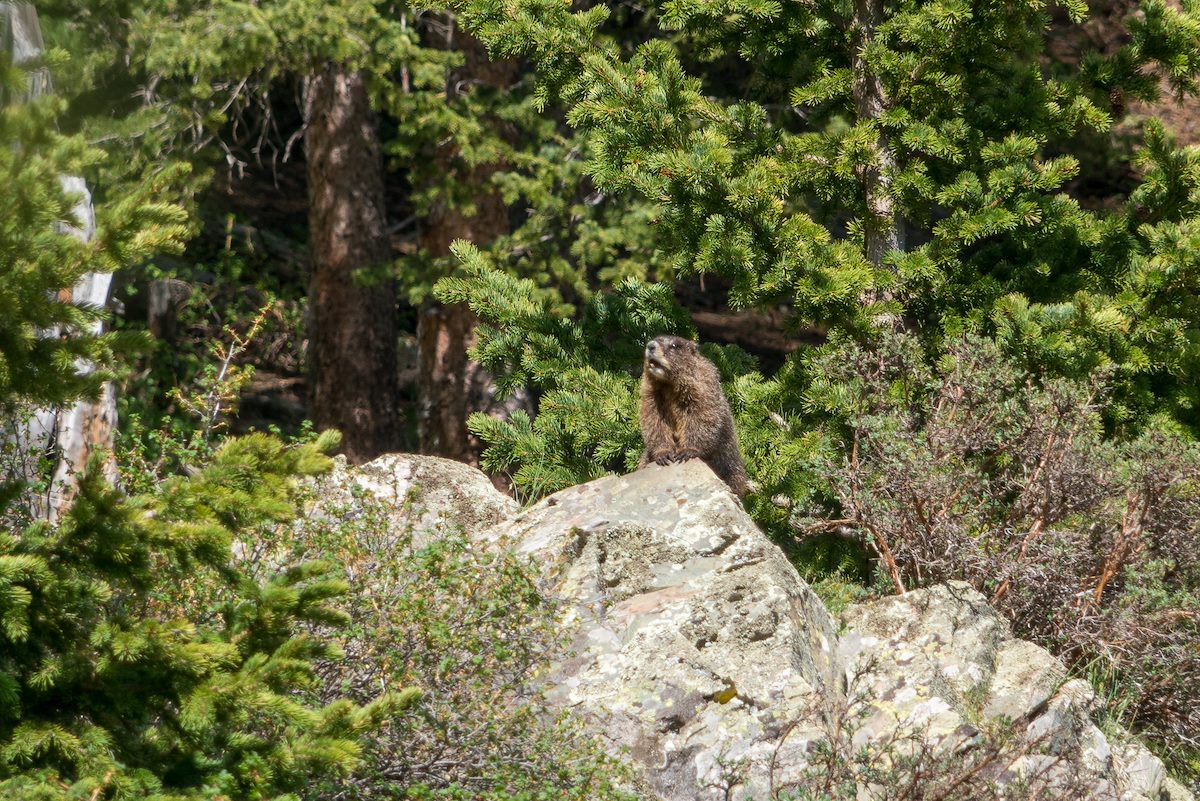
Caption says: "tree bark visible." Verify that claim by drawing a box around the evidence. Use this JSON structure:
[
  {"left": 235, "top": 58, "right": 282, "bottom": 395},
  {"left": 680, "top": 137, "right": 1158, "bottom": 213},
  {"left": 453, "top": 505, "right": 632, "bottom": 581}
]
[
  {"left": 305, "top": 63, "right": 403, "bottom": 463},
  {"left": 416, "top": 27, "right": 519, "bottom": 461},
  {"left": 851, "top": 0, "right": 904, "bottom": 276},
  {"left": 4, "top": 3, "right": 114, "bottom": 521}
]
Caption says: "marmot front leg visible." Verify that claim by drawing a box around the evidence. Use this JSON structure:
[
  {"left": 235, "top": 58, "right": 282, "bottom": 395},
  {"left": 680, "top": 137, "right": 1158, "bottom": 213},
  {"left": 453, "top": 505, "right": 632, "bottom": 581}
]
[
  {"left": 641, "top": 434, "right": 676, "bottom": 467},
  {"left": 639, "top": 389, "right": 677, "bottom": 468}
]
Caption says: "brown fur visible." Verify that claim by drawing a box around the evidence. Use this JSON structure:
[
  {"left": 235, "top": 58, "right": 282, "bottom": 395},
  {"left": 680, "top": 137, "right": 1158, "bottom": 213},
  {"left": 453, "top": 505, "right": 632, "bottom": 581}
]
[{"left": 638, "top": 335, "right": 749, "bottom": 497}]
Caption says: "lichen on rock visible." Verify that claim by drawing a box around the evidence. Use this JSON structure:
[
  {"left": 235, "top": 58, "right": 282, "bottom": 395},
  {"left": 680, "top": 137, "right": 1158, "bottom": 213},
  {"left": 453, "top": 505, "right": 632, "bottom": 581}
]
[{"left": 310, "top": 454, "right": 1195, "bottom": 801}]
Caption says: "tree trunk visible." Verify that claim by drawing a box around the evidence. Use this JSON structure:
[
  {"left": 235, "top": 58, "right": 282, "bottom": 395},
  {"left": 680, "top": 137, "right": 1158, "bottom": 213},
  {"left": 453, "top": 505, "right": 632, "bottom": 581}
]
[
  {"left": 416, "top": 27, "right": 519, "bottom": 461},
  {"left": 4, "top": 3, "right": 114, "bottom": 521},
  {"left": 305, "top": 62, "right": 402, "bottom": 463},
  {"left": 416, "top": 301, "right": 476, "bottom": 460},
  {"left": 851, "top": 0, "right": 904, "bottom": 277}
]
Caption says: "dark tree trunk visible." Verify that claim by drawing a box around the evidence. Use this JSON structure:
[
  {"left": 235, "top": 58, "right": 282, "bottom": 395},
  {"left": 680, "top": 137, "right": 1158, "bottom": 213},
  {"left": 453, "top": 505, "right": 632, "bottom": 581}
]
[
  {"left": 305, "top": 62, "right": 402, "bottom": 463},
  {"left": 416, "top": 28, "right": 519, "bottom": 461},
  {"left": 416, "top": 300, "right": 476, "bottom": 460}
]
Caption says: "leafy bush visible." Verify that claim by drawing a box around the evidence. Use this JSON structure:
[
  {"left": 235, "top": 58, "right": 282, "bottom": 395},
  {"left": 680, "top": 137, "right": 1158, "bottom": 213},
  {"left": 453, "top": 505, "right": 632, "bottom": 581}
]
[
  {"left": 267, "top": 480, "right": 633, "bottom": 801},
  {"left": 798, "top": 332, "right": 1200, "bottom": 776}
]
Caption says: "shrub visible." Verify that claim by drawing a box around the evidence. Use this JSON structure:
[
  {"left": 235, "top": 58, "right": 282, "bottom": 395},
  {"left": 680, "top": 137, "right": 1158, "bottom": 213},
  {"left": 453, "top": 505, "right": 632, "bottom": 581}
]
[
  {"left": 263, "top": 482, "right": 633, "bottom": 801},
  {"left": 798, "top": 332, "right": 1200, "bottom": 776},
  {"left": 0, "top": 433, "right": 400, "bottom": 800}
]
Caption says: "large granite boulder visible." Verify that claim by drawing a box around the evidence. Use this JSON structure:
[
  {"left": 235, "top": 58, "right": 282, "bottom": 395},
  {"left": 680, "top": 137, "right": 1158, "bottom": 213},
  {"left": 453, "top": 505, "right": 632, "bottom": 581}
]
[
  {"left": 307, "top": 454, "right": 1194, "bottom": 801},
  {"left": 482, "top": 459, "right": 843, "bottom": 800},
  {"left": 309, "top": 453, "right": 517, "bottom": 545}
]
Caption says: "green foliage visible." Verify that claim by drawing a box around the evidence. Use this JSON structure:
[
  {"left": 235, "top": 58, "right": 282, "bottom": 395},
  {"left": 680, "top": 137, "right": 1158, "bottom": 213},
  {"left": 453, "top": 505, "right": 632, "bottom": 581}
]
[
  {"left": 44, "top": 0, "right": 420, "bottom": 182},
  {"left": 448, "top": 0, "right": 1200, "bottom": 430},
  {"left": 0, "top": 54, "right": 391, "bottom": 782},
  {"left": 0, "top": 434, "right": 405, "bottom": 800},
  {"left": 264, "top": 478, "right": 633, "bottom": 801},
  {"left": 488, "top": 130, "right": 671, "bottom": 293},
  {"left": 1083, "top": 0, "right": 1200, "bottom": 103},
  {"left": 377, "top": 7, "right": 671, "bottom": 311},
  {"left": 0, "top": 69, "right": 186, "bottom": 408},
  {"left": 802, "top": 332, "right": 1200, "bottom": 776},
  {"left": 436, "top": 242, "right": 693, "bottom": 498},
  {"left": 978, "top": 120, "right": 1200, "bottom": 428}
]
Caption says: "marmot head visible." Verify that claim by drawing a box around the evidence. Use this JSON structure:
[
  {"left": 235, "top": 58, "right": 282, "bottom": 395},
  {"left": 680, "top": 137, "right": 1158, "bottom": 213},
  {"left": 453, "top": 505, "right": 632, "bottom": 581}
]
[{"left": 643, "top": 335, "right": 699, "bottom": 383}]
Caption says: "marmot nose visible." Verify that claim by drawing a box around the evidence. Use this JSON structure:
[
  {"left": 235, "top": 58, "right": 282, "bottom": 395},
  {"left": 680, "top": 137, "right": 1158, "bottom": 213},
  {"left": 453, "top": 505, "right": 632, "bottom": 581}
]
[{"left": 646, "top": 339, "right": 659, "bottom": 354}]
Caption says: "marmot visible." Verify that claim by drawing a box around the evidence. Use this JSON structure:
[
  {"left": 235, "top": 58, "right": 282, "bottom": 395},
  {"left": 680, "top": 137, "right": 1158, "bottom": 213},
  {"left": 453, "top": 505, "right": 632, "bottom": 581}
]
[{"left": 638, "top": 335, "right": 749, "bottom": 497}]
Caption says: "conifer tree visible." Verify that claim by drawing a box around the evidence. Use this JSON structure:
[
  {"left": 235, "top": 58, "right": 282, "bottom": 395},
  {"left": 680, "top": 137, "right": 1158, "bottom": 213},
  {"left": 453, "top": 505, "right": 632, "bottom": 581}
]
[
  {"left": 0, "top": 433, "right": 408, "bottom": 800},
  {"left": 436, "top": 0, "right": 1200, "bottom": 501},
  {"left": 0, "top": 48, "right": 186, "bottom": 412},
  {"left": 0, "top": 18, "right": 189, "bottom": 515},
  {"left": 0, "top": 43, "right": 408, "bottom": 799}
]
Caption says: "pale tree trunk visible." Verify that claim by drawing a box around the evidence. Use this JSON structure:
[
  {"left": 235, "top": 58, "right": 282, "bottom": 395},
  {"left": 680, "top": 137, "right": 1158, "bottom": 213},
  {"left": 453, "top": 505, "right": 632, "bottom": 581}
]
[
  {"left": 851, "top": 0, "right": 904, "bottom": 295},
  {"left": 417, "top": 26, "right": 519, "bottom": 462},
  {"left": 3, "top": 3, "right": 115, "bottom": 521},
  {"left": 304, "top": 63, "right": 403, "bottom": 463}
]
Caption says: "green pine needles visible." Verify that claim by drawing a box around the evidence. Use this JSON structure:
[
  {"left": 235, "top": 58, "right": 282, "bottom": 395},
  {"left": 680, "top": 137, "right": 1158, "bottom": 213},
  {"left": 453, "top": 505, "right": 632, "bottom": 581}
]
[
  {"left": 0, "top": 433, "right": 409, "bottom": 801},
  {"left": 0, "top": 83, "right": 187, "bottom": 408},
  {"left": 426, "top": 0, "right": 1200, "bottom": 541}
]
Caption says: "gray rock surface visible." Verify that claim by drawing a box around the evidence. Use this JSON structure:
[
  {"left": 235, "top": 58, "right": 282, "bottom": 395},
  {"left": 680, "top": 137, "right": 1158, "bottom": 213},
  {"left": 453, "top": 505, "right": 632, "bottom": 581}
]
[
  {"left": 484, "top": 460, "right": 842, "bottom": 800},
  {"left": 315, "top": 454, "right": 1194, "bottom": 801},
  {"left": 310, "top": 453, "right": 517, "bottom": 546},
  {"left": 841, "top": 584, "right": 1193, "bottom": 801}
]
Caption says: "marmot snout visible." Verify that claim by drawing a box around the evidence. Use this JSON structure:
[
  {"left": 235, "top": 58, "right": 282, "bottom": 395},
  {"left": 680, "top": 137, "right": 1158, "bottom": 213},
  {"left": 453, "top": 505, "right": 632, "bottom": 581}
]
[
  {"left": 643, "top": 336, "right": 680, "bottom": 382},
  {"left": 637, "top": 335, "right": 749, "bottom": 497}
]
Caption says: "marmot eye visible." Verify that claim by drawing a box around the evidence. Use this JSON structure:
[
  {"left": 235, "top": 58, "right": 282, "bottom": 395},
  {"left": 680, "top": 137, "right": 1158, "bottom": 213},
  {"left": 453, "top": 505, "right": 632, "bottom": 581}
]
[{"left": 671, "top": 342, "right": 679, "bottom": 349}]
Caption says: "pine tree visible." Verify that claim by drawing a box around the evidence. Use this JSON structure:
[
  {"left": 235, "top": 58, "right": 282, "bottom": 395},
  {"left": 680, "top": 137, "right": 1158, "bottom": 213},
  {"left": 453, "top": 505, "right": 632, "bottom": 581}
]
[
  {"left": 0, "top": 53, "right": 186, "bottom": 410},
  {"left": 0, "top": 433, "right": 409, "bottom": 800},
  {"left": 435, "top": 0, "right": 1200, "bottom": 501}
]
